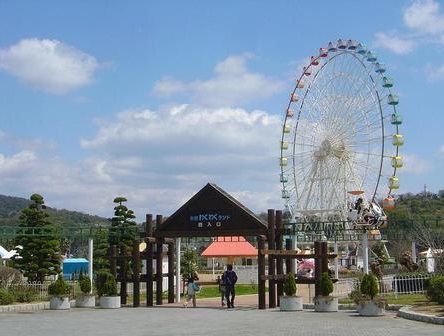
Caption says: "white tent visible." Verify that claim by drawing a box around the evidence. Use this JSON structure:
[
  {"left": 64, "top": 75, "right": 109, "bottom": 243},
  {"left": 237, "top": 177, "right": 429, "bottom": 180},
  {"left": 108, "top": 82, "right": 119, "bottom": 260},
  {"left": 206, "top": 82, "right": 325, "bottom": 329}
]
[{"left": 0, "top": 245, "right": 18, "bottom": 260}]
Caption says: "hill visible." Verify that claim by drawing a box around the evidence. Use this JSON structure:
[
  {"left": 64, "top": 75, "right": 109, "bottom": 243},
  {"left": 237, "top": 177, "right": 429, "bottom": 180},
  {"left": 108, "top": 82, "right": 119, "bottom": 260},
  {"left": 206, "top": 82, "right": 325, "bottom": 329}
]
[{"left": 0, "top": 194, "right": 110, "bottom": 227}]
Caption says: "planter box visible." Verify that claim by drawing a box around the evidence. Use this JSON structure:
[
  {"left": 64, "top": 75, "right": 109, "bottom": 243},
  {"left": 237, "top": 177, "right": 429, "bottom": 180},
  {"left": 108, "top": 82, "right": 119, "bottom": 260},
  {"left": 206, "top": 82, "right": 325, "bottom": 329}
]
[
  {"left": 76, "top": 295, "right": 96, "bottom": 308},
  {"left": 49, "top": 297, "right": 70, "bottom": 310},
  {"left": 314, "top": 296, "right": 338, "bottom": 312},
  {"left": 358, "top": 300, "right": 385, "bottom": 316},
  {"left": 99, "top": 296, "right": 120, "bottom": 309},
  {"left": 280, "top": 296, "right": 303, "bottom": 311}
]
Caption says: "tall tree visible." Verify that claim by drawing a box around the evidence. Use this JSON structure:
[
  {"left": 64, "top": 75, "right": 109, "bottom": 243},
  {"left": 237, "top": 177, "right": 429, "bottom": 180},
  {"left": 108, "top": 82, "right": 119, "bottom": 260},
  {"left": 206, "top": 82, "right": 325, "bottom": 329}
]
[
  {"left": 108, "top": 197, "right": 137, "bottom": 253},
  {"left": 13, "top": 194, "right": 61, "bottom": 282}
]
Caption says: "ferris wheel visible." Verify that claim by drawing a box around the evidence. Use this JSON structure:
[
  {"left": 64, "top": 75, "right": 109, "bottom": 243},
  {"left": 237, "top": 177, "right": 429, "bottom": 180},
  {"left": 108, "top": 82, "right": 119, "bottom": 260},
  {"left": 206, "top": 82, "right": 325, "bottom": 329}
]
[{"left": 279, "top": 39, "right": 403, "bottom": 224}]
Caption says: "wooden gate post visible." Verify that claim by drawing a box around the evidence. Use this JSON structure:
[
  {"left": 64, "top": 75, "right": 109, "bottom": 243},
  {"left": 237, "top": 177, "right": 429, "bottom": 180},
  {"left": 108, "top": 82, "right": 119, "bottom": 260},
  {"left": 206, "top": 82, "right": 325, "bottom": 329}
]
[
  {"left": 146, "top": 214, "right": 154, "bottom": 307},
  {"left": 167, "top": 241, "right": 175, "bottom": 303},
  {"left": 132, "top": 241, "right": 141, "bottom": 307},
  {"left": 314, "top": 241, "right": 321, "bottom": 297},
  {"left": 267, "top": 209, "right": 276, "bottom": 308},
  {"left": 120, "top": 246, "right": 128, "bottom": 305},
  {"left": 156, "top": 214, "right": 164, "bottom": 305},
  {"left": 285, "top": 238, "right": 294, "bottom": 274},
  {"left": 258, "top": 235, "right": 266, "bottom": 310},
  {"left": 275, "top": 210, "right": 284, "bottom": 306}
]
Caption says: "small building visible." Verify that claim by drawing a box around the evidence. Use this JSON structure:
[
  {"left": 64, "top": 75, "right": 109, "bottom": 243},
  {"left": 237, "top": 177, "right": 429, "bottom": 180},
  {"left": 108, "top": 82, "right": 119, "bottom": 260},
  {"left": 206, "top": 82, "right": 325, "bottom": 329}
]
[
  {"left": 62, "top": 258, "right": 89, "bottom": 280},
  {"left": 201, "top": 236, "right": 258, "bottom": 267}
]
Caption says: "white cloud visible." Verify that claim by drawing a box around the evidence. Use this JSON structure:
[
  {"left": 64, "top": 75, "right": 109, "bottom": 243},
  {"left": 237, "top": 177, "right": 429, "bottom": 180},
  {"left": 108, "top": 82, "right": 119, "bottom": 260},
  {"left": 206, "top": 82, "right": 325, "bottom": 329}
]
[
  {"left": 401, "top": 153, "right": 432, "bottom": 174},
  {"left": 439, "top": 144, "right": 444, "bottom": 156},
  {"left": 374, "top": 32, "right": 416, "bottom": 55},
  {"left": 152, "top": 53, "right": 284, "bottom": 106},
  {"left": 404, "top": 0, "right": 444, "bottom": 36},
  {"left": 426, "top": 63, "right": 444, "bottom": 80},
  {"left": 1, "top": 105, "right": 284, "bottom": 220},
  {"left": 0, "top": 38, "right": 99, "bottom": 94}
]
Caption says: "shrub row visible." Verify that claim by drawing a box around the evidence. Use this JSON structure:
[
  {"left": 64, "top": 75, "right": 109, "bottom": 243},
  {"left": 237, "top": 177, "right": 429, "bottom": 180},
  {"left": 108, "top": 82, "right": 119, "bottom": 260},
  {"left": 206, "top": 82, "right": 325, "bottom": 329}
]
[{"left": 0, "top": 287, "right": 37, "bottom": 305}]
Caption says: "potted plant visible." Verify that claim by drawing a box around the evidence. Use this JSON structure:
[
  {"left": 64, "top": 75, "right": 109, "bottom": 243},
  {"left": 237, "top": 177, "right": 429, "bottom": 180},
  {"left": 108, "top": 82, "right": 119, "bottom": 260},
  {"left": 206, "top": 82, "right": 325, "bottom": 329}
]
[
  {"left": 96, "top": 271, "right": 120, "bottom": 309},
  {"left": 48, "top": 276, "right": 71, "bottom": 310},
  {"left": 314, "top": 272, "right": 338, "bottom": 312},
  {"left": 280, "top": 272, "right": 303, "bottom": 311},
  {"left": 76, "top": 274, "right": 95, "bottom": 308},
  {"left": 358, "top": 273, "right": 385, "bottom": 316}
]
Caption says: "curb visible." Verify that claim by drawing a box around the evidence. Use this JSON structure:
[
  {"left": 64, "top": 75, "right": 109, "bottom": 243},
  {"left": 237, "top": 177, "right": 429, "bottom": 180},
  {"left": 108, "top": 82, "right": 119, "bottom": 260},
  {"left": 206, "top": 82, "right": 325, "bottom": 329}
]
[
  {"left": 0, "top": 300, "right": 77, "bottom": 313},
  {"left": 0, "top": 302, "right": 49, "bottom": 313},
  {"left": 397, "top": 306, "right": 444, "bottom": 325}
]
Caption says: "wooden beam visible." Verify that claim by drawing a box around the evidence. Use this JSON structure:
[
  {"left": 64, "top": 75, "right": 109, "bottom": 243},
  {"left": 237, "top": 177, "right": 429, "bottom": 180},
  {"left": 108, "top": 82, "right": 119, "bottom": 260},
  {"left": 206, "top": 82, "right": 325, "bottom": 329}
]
[{"left": 259, "top": 250, "right": 337, "bottom": 259}]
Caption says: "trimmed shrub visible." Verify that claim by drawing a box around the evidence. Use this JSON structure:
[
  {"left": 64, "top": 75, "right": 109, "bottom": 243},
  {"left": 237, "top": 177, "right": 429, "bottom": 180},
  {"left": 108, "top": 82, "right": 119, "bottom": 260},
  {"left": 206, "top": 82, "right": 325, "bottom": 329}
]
[
  {"left": 79, "top": 274, "right": 92, "bottom": 294},
  {"left": 95, "top": 271, "right": 117, "bottom": 297},
  {"left": 426, "top": 275, "right": 444, "bottom": 304},
  {"left": 48, "top": 277, "right": 70, "bottom": 297},
  {"left": 0, "top": 288, "right": 14, "bottom": 305},
  {"left": 318, "top": 272, "right": 333, "bottom": 297},
  {"left": 10, "top": 285, "right": 37, "bottom": 303},
  {"left": 361, "top": 274, "right": 378, "bottom": 300},
  {"left": 284, "top": 273, "right": 297, "bottom": 296}
]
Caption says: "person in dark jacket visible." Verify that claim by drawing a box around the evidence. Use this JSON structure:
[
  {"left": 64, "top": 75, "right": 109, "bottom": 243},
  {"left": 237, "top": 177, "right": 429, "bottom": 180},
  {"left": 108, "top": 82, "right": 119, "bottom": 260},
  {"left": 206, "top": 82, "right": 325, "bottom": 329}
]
[{"left": 222, "top": 264, "right": 238, "bottom": 308}]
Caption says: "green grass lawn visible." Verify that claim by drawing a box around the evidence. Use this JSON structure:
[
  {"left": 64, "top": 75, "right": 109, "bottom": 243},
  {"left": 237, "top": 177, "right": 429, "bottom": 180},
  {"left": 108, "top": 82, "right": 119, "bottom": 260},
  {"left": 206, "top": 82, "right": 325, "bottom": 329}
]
[
  {"left": 339, "top": 293, "right": 427, "bottom": 305},
  {"left": 196, "top": 284, "right": 265, "bottom": 299}
]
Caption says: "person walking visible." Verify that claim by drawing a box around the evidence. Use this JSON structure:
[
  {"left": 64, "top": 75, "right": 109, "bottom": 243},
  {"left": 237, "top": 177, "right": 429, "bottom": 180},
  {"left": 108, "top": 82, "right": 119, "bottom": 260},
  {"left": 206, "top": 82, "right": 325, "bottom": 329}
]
[
  {"left": 217, "top": 275, "right": 226, "bottom": 306},
  {"left": 222, "top": 264, "right": 237, "bottom": 308},
  {"left": 183, "top": 277, "right": 200, "bottom": 308}
]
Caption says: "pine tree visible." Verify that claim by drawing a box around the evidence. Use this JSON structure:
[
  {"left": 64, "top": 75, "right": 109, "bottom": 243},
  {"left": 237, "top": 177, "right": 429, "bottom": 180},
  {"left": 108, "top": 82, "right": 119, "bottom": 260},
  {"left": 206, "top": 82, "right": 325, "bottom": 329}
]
[
  {"left": 13, "top": 194, "right": 61, "bottom": 282},
  {"left": 108, "top": 197, "right": 137, "bottom": 254}
]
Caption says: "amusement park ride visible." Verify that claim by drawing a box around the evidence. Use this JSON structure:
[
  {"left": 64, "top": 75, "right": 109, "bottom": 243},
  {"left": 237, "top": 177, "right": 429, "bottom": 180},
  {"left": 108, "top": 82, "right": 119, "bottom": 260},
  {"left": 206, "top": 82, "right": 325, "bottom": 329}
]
[{"left": 279, "top": 39, "right": 403, "bottom": 272}]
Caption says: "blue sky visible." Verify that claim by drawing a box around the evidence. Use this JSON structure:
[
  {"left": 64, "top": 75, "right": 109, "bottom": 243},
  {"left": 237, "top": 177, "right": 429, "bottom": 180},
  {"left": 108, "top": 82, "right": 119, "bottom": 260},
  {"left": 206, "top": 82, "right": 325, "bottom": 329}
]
[{"left": 0, "top": 0, "right": 443, "bottom": 220}]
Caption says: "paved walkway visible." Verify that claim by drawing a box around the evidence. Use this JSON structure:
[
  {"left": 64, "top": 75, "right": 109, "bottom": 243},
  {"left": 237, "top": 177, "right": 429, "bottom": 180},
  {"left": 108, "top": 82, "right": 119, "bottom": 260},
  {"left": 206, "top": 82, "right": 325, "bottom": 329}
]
[{"left": 1, "top": 304, "right": 442, "bottom": 336}]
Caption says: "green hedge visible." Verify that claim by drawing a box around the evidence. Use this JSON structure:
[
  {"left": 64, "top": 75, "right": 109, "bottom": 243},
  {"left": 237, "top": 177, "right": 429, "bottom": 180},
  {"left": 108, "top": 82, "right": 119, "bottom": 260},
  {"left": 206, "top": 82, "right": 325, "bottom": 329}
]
[
  {"left": 0, "top": 288, "right": 14, "bottom": 305},
  {"left": 426, "top": 275, "right": 444, "bottom": 304}
]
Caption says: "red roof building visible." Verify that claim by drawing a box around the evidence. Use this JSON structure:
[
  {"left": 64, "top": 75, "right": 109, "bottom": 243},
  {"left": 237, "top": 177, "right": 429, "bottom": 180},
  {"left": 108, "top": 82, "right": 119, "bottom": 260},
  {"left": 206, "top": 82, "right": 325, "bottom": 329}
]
[{"left": 201, "top": 236, "right": 258, "bottom": 259}]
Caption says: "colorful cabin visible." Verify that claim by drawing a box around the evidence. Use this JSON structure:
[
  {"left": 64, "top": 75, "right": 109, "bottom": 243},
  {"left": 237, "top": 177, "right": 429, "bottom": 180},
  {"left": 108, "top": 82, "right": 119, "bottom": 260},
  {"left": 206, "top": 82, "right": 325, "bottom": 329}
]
[
  {"left": 391, "top": 113, "right": 403, "bottom": 125},
  {"left": 303, "top": 66, "right": 311, "bottom": 76},
  {"left": 280, "top": 173, "right": 288, "bottom": 183},
  {"left": 327, "top": 41, "right": 337, "bottom": 52},
  {"left": 357, "top": 43, "right": 367, "bottom": 55},
  {"left": 286, "top": 108, "right": 294, "bottom": 117},
  {"left": 388, "top": 94, "right": 399, "bottom": 105},
  {"left": 375, "top": 62, "right": 386, "bottom": 73},
  {"left": 280, "top": 157, "right": 288, "bottom": 167},
  {"left": 388, "top": 176, "right": 400, "bottom": 189},
  {"left": 296, "top": 80, "right": 304, "bottom": 88},
  {"left": 311, "top": 56, "right": 319, "bottom": 66},
  {"left": 282, "top": 189, "right": 290, "bottom": 199},
  {"left": 281, "top": 141, "right": 289, "bottom": 150},
  {"left": 382, "top": 77, "right": 393, "bottom": 88},
  {"left": 391, "top": 156, "right": 403, "bottom": 168},
  {"left": 283, "top": 125, "right": 291, "bottom": 133},
  {"left": 382, "top": 196, "right": 395, "bottom": 210},
  {"left": 337, "top": 39, "right": 347, "bottom": 49},
  {"left": 392, "top": 134, "right": 404, "bottom": 146},
  {"left": 290, "top": 93, "right": 299, "bottom": 102},
  {"left": 319, "top": 47, "right": 328, "bottom": 57},
  {"left": 366, "top": 51, "right": 377, "bottom": 62}
]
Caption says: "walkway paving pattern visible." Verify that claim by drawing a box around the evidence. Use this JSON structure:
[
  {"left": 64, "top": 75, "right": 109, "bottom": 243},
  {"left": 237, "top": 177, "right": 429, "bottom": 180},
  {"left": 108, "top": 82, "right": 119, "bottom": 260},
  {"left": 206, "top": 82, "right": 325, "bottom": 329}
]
[{"left": 1, "top": 306, "right": 442, "bottom": 336}]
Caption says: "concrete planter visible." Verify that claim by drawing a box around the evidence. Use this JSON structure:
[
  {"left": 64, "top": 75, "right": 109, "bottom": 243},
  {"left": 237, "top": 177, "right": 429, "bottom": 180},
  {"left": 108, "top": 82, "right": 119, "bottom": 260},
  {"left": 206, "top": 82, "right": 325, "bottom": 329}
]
[
  {"left": 76, "top": 295, "right": 96, "bottom": 308},
  {"left": 314, "top": 296, "right": 338, "bottom": 312},
  {"left": 358, "top": 300, "right": 385, "bottom": 316},
  {"left": 49, "top": 296, "right": 70, "bottom": 310},
  {"left": 280, "top": 296, "right": 303, "bottom": 311},
  {"left": 99, "top": 296, "right": 120, "bottom": 309}
]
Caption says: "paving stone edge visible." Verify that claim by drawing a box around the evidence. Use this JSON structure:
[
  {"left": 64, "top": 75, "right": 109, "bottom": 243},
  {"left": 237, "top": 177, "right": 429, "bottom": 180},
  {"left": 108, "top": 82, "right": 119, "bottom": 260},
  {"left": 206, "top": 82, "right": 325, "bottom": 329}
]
[{"left": 397, "top": 306, "right": 444, "bottom": 325}]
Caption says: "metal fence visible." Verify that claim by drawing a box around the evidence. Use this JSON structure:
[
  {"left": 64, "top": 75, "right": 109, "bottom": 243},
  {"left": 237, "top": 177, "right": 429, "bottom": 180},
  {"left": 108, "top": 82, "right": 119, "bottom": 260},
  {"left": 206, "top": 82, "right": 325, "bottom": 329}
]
[
  {"left": 5, "top": 281, "right": 77, "bottom": 301},
  {"left": 333, "top": 274, "right": 431, "bottom": 298}
]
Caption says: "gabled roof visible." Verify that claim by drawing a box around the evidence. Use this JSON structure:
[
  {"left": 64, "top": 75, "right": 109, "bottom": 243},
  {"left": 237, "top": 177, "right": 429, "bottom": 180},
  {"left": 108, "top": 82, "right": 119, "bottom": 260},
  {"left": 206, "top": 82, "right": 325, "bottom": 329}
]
[
  {"left": 156, "top": 183, "right": 268, "bottom": 237},
  {"left": 201, "top": 236, "right": 258, "bottom": 257}
]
